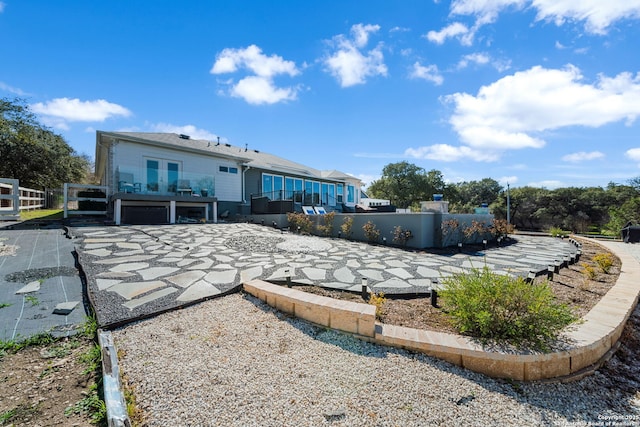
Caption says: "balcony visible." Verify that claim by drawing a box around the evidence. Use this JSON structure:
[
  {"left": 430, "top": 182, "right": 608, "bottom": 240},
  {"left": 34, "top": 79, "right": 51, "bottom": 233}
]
[{"left": 115, "top": 169, "right": 215, "bottom": 198}]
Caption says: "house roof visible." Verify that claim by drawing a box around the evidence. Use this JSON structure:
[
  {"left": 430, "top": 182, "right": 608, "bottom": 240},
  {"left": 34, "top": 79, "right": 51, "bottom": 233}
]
[{"left": 96, "top": 131, "right": 361, "bottom": 184}]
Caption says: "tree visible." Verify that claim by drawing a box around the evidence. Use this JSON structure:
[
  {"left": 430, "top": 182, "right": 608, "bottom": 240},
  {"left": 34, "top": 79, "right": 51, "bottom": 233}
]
[
  {"left": 0, "top": 97, "right": 90, "bottom": 189},
  {"left": 367, "top": 161, "right": 447, "bottom": 209},
  {"left": 449, "top": 178, "right": 503, "bottom": 213}
]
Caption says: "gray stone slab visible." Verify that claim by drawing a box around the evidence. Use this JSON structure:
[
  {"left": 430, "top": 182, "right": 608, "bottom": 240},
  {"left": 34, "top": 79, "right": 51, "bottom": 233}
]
[
  {"left": 167, "top": 270, "right": 207, "bottom": 288},
  {"left": 53, "top": 301, "right": 79, "bottom": 315},
  {"left": 333, "top": 267, "right": 356, "bottom": 284},
  {"left": 84, "top": 248, "right": 113, "bottom": 257},
  {"left": 16, "top": 281, "right": 41, "bottom": 294},
  {"left": 96, "top": 279, "right": 122, "bottom": 291},
  {"left": 386, "top": 268, "right": 413, "bottom": 280},
  {"left": 123, "top": 287, "right": 179, "bottom": 310},
  {"left": 204, "top": 269, "right": 237, "bottom": 284},
  {"left": 116, "top": 242, "right": 143, "bottom": 250},
  {"left": 138, "top": 267, "right": 179, "bottom": 280},
  {"left": 357, "top": 269, "right": 384, "bottom": 281},
  {"left": 96, "top": 271, "right": 136, "bottom": 279},
  {"left": 302, "top": 267, "right": 327, "bottom": 281},
  {"left": 240, "top": 266, "right": 263, "bottom": 283},
  {"left": 373, "top": 278, "right": 412, "bottom": 289},
  {"left": 94, "top": 255, "right": 157, "bottom": 265},
  {"left": 177, "top": 281, "right": 221, "bottom": 302},
  {"left": 188, "top": 259, "right": 213, "bottom": 270},
  {"left": 416, "top": 267, "right": 440, "bottom": 278},
  {"left": 109, "top": 281, "right": 167, "bottom": 300},
  {"left": 386, "top": 260, "right": 410, "bottom": 268}
]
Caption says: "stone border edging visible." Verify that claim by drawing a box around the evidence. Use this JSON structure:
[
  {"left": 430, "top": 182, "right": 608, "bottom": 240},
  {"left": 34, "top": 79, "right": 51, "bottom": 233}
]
[
  {"left": 98, "top": 330, "right": 131, "bottom": 427},
  {"left": 243, "top": 238, "right": 640, "bottom": 381}
]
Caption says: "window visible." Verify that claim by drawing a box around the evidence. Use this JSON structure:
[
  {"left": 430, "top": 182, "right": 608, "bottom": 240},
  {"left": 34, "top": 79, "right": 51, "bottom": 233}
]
[
  {"left": 285, "top": 177, "right": 303, "bottom": 202},
  {"left": 347, "top": 185, "right": 355, "bottom": 203},
  {"left": 337, "top": 184, "right": 344, "bottom": 203},
  {"left": 262, "top": 173, "right": 284, "bottom": 199},
  {"left": 219, "top": 166, "right": 238, "bottom": 174},
  {"left": 321, "top": 183, "right": 336, "bottom": 206}
]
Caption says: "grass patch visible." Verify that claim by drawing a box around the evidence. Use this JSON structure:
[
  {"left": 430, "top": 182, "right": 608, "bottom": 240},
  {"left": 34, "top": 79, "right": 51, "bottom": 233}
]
[
  {"left": 65, "top": 382, "right": 107, "bottom": 424},
  {"left": 1, "top": 403, "right": 41, "bottom": 424},
  {"left": 0, "top": 302, "right": 11, "bottom": 309},
  {"left": 19, "top": 209, "right": 63, "bottom": 221},
  {"left": 24, "top": 294, "right": 39, "bottom": 306}
]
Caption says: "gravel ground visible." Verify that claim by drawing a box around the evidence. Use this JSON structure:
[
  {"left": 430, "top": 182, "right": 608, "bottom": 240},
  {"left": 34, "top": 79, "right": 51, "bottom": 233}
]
[{"left": 113, "top": 293, "right": 639, "bottom": 427}]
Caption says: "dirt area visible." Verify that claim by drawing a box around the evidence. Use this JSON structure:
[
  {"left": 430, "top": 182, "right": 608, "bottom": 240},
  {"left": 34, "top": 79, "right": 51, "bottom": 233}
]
[
  {"left": 296, "top": 238, "right": 621, "bottom": 334},
  {"left": 0, "top": 335, "right": 99, "bottom": 427}
]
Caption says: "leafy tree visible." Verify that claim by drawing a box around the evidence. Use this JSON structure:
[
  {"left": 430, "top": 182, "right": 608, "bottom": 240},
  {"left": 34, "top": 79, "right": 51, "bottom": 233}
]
[
  {"left": 449, "top": 178, "right": 502, "bottom": 213},
  {"left": 367, "top": 161, "right": 448, "bottom": 209},
  {"left": 0, "top": 97, "right": 90, "bottom": 189}
]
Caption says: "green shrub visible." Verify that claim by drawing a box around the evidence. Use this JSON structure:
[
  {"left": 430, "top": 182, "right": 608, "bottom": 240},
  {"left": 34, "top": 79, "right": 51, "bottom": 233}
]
[
  {"left": 592, "top": 253, "right": 614, "bottom": 274},
  {"left": 440, "top": 267, "right": 578, "bottom": 351},
  {"left": 548, "top": 226, "right": 569, "bottom": 237}
]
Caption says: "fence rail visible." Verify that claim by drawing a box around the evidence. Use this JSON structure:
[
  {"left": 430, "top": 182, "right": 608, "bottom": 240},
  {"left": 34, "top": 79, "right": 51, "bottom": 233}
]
[
  {"left": 63, "top": 183, "right": 108, "bottom": 218},
  {"left": 0, "top": 178, "right": 47, "bottom": 220}
]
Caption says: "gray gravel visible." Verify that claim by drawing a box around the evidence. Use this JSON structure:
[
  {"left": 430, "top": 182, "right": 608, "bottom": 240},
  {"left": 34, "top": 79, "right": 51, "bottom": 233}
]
[{"left": 113, "top": 293, "right": 639, "bottom": 427}]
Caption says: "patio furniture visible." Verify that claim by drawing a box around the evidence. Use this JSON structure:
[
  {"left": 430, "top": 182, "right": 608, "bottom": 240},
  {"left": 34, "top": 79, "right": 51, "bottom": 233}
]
[{"left": 176, "top": 179, "right": 192, "bottom": 196}]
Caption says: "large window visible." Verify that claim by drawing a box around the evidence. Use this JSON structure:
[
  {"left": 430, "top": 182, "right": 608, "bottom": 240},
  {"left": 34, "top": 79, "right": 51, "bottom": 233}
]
[
  {"left": 145, "top": 158, "right": 181, "bottom": 193},
  {"left": 285, "top": 177, "right": 303, "bottom": 202},
  {"left": 262, "top": 173, "right": 284, "bottom": 200},
  {"left": 321, "top": 183, "right": 336, "bottom": 206},
  {"left": 304, "top": 180, "right": 320, "bottom": 204},
  {"left": 337, "top": 184, "right": 344, "bottom": 203}
]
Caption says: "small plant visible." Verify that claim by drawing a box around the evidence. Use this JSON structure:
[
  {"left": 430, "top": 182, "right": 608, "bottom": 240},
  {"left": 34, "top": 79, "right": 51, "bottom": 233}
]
[
  {"left": 65, "top": 382, "right": 106, "bottom": 424},
  {"left": 1, "top": 404, "right": 41, "bottom": 425},
  {"left": 316, "top": 211, "right": 336, "bottom": 237},
  {"left": 340, "top": 216, "right": 353, "bottom": 238},
  {"left": 369, "top": 292, "right": 386, "bottom": 320},
  {"left": 548, "top": 226, "right": 569, "bottom": 237},
  {"left": 362, "top": 221, "right": 380, "bottom": 243},
  {"left": 79, "top": 343, "right": 102, "bottom": 375},
  {"left": 581, "top": 263, "right": 597, "bottom": 280},
  {"left": 25, "top": 294, "right": 39, "bottom": 306},
  {"left": 392, "top": 226, "right": 413, "bottom": 246},
  {"left": 592, "top": 253, "right": 614, "bottom": 274},
  {"left": 440, "top": 266, "right": 578, "bottom": 351},
  {"left": 287, "top": 212, "right": 313, "bottom": 234},
  {"left": 490, "top": 219, "right": 514, "bottom": 239},
  {"left": 0, "top": 302, "right": 11, "bottom": 309}
]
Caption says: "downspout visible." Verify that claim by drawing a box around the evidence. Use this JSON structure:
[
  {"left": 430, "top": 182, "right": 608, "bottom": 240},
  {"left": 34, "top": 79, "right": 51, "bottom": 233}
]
[{"left": 242, "top": 165, "right": 251, "bottom": 203}]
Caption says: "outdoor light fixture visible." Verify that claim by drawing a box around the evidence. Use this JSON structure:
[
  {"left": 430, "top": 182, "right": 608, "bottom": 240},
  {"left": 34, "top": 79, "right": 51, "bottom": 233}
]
[
  {"left": 285, "top": 268, "right": 291, "bottom": 288},
  {"left": 361, "top": 277, "right": 368, "bottom": 300}
]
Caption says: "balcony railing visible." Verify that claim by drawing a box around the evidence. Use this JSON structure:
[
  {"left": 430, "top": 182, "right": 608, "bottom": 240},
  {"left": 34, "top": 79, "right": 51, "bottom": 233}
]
[{"left": 115, "top": 168, "right": 215, "bottom": 198}]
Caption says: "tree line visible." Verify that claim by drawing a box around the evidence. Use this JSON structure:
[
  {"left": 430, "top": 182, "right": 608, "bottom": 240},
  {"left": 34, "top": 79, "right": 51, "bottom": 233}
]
[
  {"left": 366, "top": 161, "right": 640, "bottom": 235},
  {"left": 0, "top": 97, "right": 92, "bottom": 189}
]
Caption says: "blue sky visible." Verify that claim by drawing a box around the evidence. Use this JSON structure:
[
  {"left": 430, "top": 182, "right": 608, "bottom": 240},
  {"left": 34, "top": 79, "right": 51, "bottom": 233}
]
[{"left": 2, "top": 1, "right": 640, "bottom": 190}]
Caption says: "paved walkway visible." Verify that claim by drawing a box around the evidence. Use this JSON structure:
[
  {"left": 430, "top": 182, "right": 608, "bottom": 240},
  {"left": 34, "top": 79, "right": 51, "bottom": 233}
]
[{"left": 73, "top": 223, "right": 579, "bottom": 327}]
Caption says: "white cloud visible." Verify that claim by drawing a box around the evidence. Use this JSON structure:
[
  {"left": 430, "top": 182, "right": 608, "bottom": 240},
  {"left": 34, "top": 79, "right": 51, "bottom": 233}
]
[
  {"left": 562, "top": 151, "right": 605, "bottom": 162},
  {"left": 30, "top": 98, "right": 131, "bottom": 128},
  {"left": 532, "top": 0, "right": 640, "bottom": 34},
  {"left": 447, "top": 0, "right": 640, "bottom": 38},
  {"left": 457, "top": 52, "right": 490, "bottom": 69},
  {"left": 409, "top": 62, "right": 444, "bottom": 85},
  {"left": 426, "top": 22, "right": 471, "bottom": 45},
  {"left": 231, "top": 76, "right": 298, "bottom": 105},
  {"left": 0, "top": 81, "right": 27, "bottom": 95},
  {"left": 149, "top": 123, "right": 219, "bottom": 141},
  {"left": 625, "top": 148, "right": 640, "bottom": 163},
  {"left": 527, "top": 179, "right": 565, "bottom": 189},
  {"left": 324, "top": 24, "right": 388, "bottom": 87},
  {"left": 211, "top": 45, "right": 300, "bottom": 105},
  {"left": 404, "top": 144, "right": 500, "bottom": 162},
  {"left": 444, "top": 65, "right": 640, "bottom": 155}
]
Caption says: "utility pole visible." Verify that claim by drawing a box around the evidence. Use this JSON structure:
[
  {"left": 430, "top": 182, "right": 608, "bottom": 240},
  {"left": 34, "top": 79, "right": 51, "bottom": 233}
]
[{"left": 506, "top": 182, "right": 511, "bottom": 225}]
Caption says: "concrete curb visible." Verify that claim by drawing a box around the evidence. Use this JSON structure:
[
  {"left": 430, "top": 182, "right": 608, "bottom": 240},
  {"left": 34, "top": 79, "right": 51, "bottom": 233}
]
[{"left": 98, "top": 330, "right": 131, "bottom": 427}]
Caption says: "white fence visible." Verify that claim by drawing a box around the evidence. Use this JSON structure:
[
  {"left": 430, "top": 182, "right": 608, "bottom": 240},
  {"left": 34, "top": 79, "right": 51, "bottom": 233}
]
[
  {"left": 63, "top": 183, "right": 108, "bottom": 218},
  {"left": 0, "top": 178, "right": 46, "bottom": 221}
]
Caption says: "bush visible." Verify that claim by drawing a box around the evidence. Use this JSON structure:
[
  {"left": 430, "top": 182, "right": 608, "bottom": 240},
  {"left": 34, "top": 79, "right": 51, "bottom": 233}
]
[
  {"left": 440, "top": 267, "right": 578, "bottom": 351},
  {"left": 392, "top": 226, "right": 413, "bottom": 246},
  {"left": 592, "top": 253, "right": 614, "bottom": 274},
  {"left": 316, "top": 212, "right": 335, "bottom": 237},
  {"left": 287, "top": 212, "right": 313, "bottom": 234},
  {"left": 362, "top": 221, "right": 380, "bottom": 243},
  {"left": 548, "top": 226, "right": 570, "bottom": 237},
  {"left": 369, "top": 292, "right": 386, "bottom": 320},
  {"left": 340, "top": 216, "right": 353, "bottom": 238}
]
